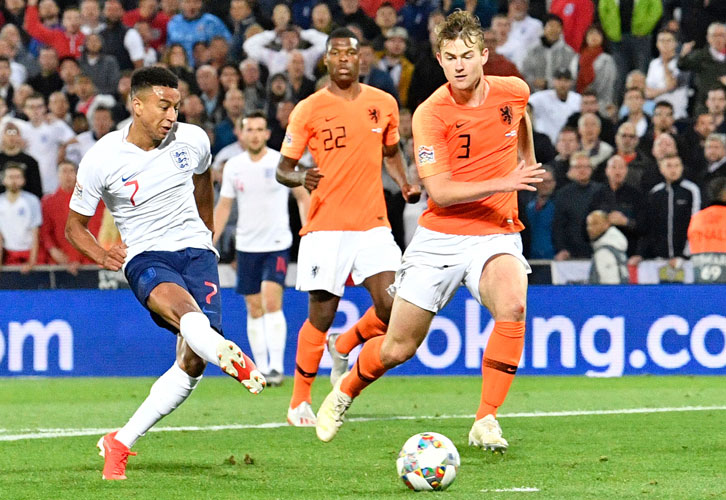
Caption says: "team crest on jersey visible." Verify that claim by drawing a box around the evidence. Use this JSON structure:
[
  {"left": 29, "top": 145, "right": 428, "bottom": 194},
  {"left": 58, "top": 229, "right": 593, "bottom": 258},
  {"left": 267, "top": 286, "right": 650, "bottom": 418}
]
[
  {"left": 368, "top": 107, "right": 380, "bottom": 123},
  {"left": 170, "top": 147, "right": 192, "bottom": 170},
  {"left": 499, "top": 105, "right": 513, "bottom": 125},
  {"left": 284, "top": 133, "right": 293, "bottom": 145},
  {"left": 73, "top": 181, "right": 83, "bottom": 200},
  {"left": 417, "top": 145, "right": 435, "bottom": 165}
]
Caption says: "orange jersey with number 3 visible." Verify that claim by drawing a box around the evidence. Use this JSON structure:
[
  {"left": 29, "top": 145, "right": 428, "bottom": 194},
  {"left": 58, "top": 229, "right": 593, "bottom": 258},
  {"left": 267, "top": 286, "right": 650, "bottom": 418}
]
[
  {"left": 412, "top": 76, "right": 530, "bottom": 235},
  {"left": 281, "top": 84, "right": 400, "bottom": 235}
]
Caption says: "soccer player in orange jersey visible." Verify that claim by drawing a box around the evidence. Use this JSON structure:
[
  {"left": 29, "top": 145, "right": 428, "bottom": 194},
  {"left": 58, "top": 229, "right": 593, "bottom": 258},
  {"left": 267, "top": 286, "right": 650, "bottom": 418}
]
[
  {"left": 316, "top": 11, "right": 545, "bottom": 450},
  {"left": 276, "top": 27, "right": 421, "bottom": 427}
]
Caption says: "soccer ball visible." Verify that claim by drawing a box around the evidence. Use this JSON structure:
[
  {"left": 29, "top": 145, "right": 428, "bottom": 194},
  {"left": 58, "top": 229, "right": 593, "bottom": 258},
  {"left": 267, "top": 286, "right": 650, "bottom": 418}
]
[{"left": 396, "top": 432, "right": 460, "bottom": 491}]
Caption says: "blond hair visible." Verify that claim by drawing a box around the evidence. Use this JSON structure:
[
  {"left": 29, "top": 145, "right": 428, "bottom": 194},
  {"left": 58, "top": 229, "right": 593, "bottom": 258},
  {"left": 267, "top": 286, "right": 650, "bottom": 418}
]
[{"left": 435, "top": 10, "right": 485, "bottom": 53}]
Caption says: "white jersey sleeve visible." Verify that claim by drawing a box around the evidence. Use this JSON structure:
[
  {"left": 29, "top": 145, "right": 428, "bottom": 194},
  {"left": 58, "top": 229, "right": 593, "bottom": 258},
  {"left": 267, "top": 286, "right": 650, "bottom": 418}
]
[
  {"left": 219, "top": 158, "right": 236, "bottom": 199},
  {"left": 71, "top": 146, "right": 106, "bottom": 216},
  {"left": 192, "top": 126, "right": 212, "bottom": 174}
]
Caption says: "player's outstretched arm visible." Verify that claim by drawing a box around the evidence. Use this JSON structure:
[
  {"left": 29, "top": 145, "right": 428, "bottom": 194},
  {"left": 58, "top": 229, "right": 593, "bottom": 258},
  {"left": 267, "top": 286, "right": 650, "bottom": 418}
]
[
  {"left": 212, "top": 196, "right": 234, "bottom": 246},
  {"left": 276, "top": 154, "right": 323, "bottom": 192},
  {"left": 193, "top": 169, "right": 215, "bottom": 233},
  {"left": 423, "top": 161, "right": 545, "bottom": 208},
  {"left": 65, "top": 209, "right": 126, "bottom": 271},
  {"left": 383, "top": 143, "right": 421, "bottom": 203}
]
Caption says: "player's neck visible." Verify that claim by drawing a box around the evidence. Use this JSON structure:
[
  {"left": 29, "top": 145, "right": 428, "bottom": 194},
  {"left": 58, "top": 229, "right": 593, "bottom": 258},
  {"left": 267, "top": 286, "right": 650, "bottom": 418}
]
[
  {"left": 127, "top": 121, "right": 162, "bottom": 151},
  {"left": 327, "top": 79, "right": 361, "bottom": 100},
  {"left": 5, "top": 189, "right": 20, "bottom": 202},
  {"left": 450, "top": 77, "right": 489, "bottom": 107},
  {"left": 248, "top": 147, "right": 267, "bottom": 162}
]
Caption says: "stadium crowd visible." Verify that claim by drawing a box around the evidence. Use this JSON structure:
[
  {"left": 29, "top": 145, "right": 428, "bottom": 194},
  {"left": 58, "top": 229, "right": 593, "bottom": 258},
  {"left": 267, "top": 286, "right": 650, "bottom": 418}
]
[{"left": 0, "top": 0, "right": 725, "bottom": 279}]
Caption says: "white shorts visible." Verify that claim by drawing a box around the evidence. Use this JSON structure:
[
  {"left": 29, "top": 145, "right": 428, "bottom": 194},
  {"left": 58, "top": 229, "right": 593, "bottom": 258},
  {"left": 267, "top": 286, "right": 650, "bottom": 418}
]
[
  {"left": 392, "top": 227, "right": 531, "bottom": 313},
  {"left": 296, "top": 227, "right": 402, "bottom": 297}
]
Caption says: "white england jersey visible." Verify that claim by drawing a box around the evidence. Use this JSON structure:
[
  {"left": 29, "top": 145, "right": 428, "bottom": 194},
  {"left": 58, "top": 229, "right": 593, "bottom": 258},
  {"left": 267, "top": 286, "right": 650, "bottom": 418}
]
[
  {"left": 0, "top": 191, "right": 41, "bottom": 251},
  {"left": 69, "top": 121, "right": 216, "bottom": 268},
  {"left": 219, "top": 148, "right": 292, "bottom": 253}
]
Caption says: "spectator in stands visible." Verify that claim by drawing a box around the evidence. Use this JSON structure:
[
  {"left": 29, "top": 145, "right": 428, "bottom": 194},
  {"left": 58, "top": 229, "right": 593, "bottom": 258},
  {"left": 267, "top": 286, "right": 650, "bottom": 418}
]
[
  {"left": 508, "top": 0, "right": 543, "bottom": 54},
  {"left": 0, "top": 163, "right": 41, "bottom": 272},
  {"left": 239, "top": 58, "right": 267, "bottom": 114},
  {"left": 522, "top": 164, "right": 557, "bottom": 259},
  {"left": 27, "top": 47, "right": 63, "bottom": 100},
  {"left": 548, "top": 126, "right": 580, "bottom": 190},
  {"left": 688, "top": 177, "right": 726, "bottom": 283},
  {"left": 80, "top": 0, "right": 105, "bottom": 36},
  {"left": 24, "top": 0, "right": 85, "bottom": 59},
  {"left": 162, "top": 43, "right": 198, "bottom": 93},
  {"left": 73, "top": 72, "right": 115, "bottom": 118},
  {"left": 270, "top": 2, "right": 292, "bottom": 33},
  {"left": 0, "top": 57, "right": 14, "bottom": 111},
  {"left": 311, "top": 3, "right": 336, "bottom": 35},
  {"left": 371, "top": 2, "right": 398, "bottom": 52},
  {"left": 268, "top": 98, "right": 294, "bottom": 151},
  {"left": 358, "top": 40, "right": 398, "bottom": 100},
  {"left": 700, "top": 133, "right": 726, "bottom": 200},
  {"left": 122, "top": 0, "right": 170, "bottom": 50},
  {"left": 0, "top": 122, "right": 42, "bottom": 199},
  {"left": 192, "top": 40, "right": 210, "bottom": 68},
  {"left": 680, "top": 113, "right": 715, "bottom": 183},
  {"left": 678, "top": 22, "right": 726, "bottom": 111},
  {"left": 265, "top": 72, "right": 292, "bottom": 130},
  {"left": 645, "top": 29, "right": 688, "bottom": 120},
  {"left": 1, "top": 24, "right": 40, "bottom": 78},
  {"left": 566, "top": 90, "right": 616, "bottom": 145},
  {"left": 406, "top": 10, "right": 446, "bottom": 110},
  {"left": 335, "top": 0, "right": 380, "bottom": 41},
  {"left": 553, "top": 151, "right": 603, "bottom": 259},
  {"left": 619, "top": 87, "right": 651, "bottom": 138},
  {"left": 491, "top": 14, "right": 526, "bottom": 69},
  {"left": 213, "top": 88, "right": 245, "bottom": 154},
  {"left": 58, "top": 56, "right": 81, "bottom": 107},
  {"left": 522, "top": 13, "right": 575, "bottom": 92},
  {"left": 195, "top": 64, "right": 223, "bottom": 122},
  {"left": 14, "top": 92, "right": 75, "bottom": 194},
  {"left": 529, "top": 68, "right": 582, "bottom": 144},
  {"left": 0, "top": 39, "right": 27, "bottom": 89},
  {"left": 48, "top": 91, "right": 71, "bottom": 125},
  {"left": 573, "top": 25, "right": 617, "bottom": 112},
  {"left": 579, "top": 112, "right": 613, "bottom": 168},
  {"left": 549, "top": 0, "right": 595, "bottom": 52},
  {"left": 166, "top": 0, "right": 231, "bottom": 67},
  {"left": 243, "top": 23, "right": 327, "bottom": 81},
  {"left": 63, "top": 105, "right": 114, "bottom": 165},
  {"left": 377, "top": 27, "right": 414, "bottom": 106},
  {"left": 179, "top": 93, "right": 207, "bottom": 127},
  {"left": 2, "top": 0, "right": 28, "bottom": 39},
  {"left": 11, "top": 83, "right": 33, "bottom": 119},
  {"left": 100, "top": 0, "right": 145, "bottom": 71},
  {"left": 590, "top": 154, "right": 642, "bottom": 256},
  {"left": 228, "top": 0, "right": 258, "bottom": 60},
  {"left": 40, "top": 159, "right": 104, "bottom": 271},
  {"left": 286, "top": 50, "right": 316, "bottom": 102},
  {"left": 481, "top": 28, "right": 522, "bottom": 79},
  {"left": 218, "top": 63, "right": 241, "bottom": 93},
  {"left": 208, "top": 35, "right": 231, "bottom": 70},
  {"left": 630, "top": 154, "right": 700, "bottom": 265},
  {"left": 586, "top": 209, "right": 629, "bottom": 284},
  {"left": 598, "top": 0, "right": 662, "bottom": 99},
  {"left": 705, "top": 86, "right": 726, "bottom": 135},
  {"left": 610, "top": 121, "right": 660, "bottom": 192},
  {"left": 639, "top": 101, "right": 683, "bottom": 158},
  {"left": 527, "top": 103, "right": 556, "bottom": 164},
  {"left": 213, "top": 114, "right": 245, "bottom": 172},
  {"left": 79, "top": 33, "right": 121, "bottom": 95}
]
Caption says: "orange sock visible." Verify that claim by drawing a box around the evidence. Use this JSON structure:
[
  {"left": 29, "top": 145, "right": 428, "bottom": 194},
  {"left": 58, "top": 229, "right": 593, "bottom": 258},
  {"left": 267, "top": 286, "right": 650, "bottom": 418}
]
[
  {"left": 476, "top": 321, "right": 525, "bottom": 420},
  {"left": 290, "top": 320, "right": 327, "bottom": 408},
  {"left": 335, "top": 306, "right": 387, "bottom": 355},
  {"left": 340, "top": 335, "right": 387, "bottom": 398}
]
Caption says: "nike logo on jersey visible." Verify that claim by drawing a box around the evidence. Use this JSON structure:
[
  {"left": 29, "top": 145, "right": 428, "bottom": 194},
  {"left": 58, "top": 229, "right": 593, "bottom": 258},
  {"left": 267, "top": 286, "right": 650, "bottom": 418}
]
[
  {"left": 325, "top": 116, "right": 336, "bottom": 122},
  {"left": 121, "top": 172, "right": 139, "bottom": 182},
  {"left": 455, "top": 120, "right": 469, "bottom": 128},
  {"left": 505, "top": 130, "right": 517, "bottom": 137}
]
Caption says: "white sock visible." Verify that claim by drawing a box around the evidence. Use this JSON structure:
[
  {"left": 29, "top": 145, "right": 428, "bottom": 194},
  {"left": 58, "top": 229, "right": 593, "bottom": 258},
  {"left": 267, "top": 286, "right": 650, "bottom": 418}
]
[
  {"left": 246, "top": 314, "right": 268, "bottom": 373},
  {"left": 179, "top": 311, "right": 224, "bottom": 366},
  {"left": 115, "top": 362, "right": 202, "bottom": 448},
  {"left": 265, "top": 310, "right": 286, "bottom": 374}
]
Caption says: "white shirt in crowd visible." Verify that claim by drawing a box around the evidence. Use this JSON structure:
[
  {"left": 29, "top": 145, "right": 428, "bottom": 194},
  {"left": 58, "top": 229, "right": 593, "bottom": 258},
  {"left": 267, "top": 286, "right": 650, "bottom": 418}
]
[
  {"left": 0, "top": 191, "right": 41, "bottom": 251},
  {"left": 645, "top": 57, "right": 689, "bottom": 119},
  {"left": 243, "top": 28, "right": 327, "bottom": 80},
  {"left": 65, "top": 130, "right": 100, "bottom": 166},
  {"left": 213, "top": 141, "right": 244, "bottom": 171},
  {"left": 219, "top": 148, "right": 292, "bottom": 253},
  {"left": 529, "top": 89, "right": 583, "bottom": 144},
  {"left": 12, "top": 118, "right": 75, "bottom": 194},
  {"left": 510, "top": 16, "right": 543, "bottom": 55},
  {"left": 70, "top": 121, "right": 216, "bottom": 268}
]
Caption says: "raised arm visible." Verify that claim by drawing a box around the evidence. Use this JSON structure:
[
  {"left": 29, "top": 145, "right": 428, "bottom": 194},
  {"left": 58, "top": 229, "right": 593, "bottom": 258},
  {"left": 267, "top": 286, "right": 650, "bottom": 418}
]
[
  {"left": 212, "top": 195, "right": 233, "bottom": 245},
  {"left": 193, "top": 168, "right": 215, "bottom": 233},
  {"left": 65, "top": 209, "right": 126, "bottom": 271}
]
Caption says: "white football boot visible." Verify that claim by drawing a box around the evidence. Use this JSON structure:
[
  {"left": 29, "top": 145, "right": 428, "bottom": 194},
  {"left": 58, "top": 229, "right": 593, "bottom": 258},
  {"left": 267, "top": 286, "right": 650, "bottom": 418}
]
[
  {"left": 468, "top": 414, "right": 509, "bottom": 452},
  {"left": 287, "top": 401, "right": 317, "bottom": 427},
  {"left": 315, "top": 373, "right": 352, "bottom": 442}
]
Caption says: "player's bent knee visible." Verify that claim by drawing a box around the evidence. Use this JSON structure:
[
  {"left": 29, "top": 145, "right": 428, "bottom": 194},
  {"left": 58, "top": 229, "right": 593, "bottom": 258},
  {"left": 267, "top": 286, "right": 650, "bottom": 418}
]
[
  {"left": 496, "top": 299, "right": 526, "bottom": 322},
  {"left": 380, "top": 342, "right": 416, "bottom": 368}
]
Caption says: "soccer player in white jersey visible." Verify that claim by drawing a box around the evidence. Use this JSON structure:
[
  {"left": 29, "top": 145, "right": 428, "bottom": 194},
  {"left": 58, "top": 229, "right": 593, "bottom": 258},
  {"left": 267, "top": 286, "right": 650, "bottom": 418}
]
[
  {"left": 213, "top": 111, "right": 310, "bottom": 387},
  {"left": 65, "top": 67, "right": 266, "bottom": 481}
]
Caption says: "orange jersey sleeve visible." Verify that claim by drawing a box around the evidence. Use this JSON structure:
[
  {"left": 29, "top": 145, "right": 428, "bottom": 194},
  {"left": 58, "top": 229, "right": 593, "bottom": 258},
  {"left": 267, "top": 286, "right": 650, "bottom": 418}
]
[
  {"left": 412, "top": 76, "right": 530, "bottom": 236},
  {"left": 281, "top": 85, "right": 399, "bottom": 234}
]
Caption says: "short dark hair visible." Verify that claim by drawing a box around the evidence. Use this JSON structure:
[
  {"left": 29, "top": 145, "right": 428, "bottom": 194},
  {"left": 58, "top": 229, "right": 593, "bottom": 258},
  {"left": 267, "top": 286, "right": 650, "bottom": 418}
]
[
  {"left": 654, "top": 100, "right": 674, "bottom": 111},
  {"left": 326, "top": 27, "right": 359, "bottom": 51},
  {"left": 582, "top": 89, "right": 599, "bottom": 99},
  {"left": 130, "top": 66, "right": 178, "bottom": 97},
  {"left": 544, "top": 13, "right": 563, "bottom": 26}
]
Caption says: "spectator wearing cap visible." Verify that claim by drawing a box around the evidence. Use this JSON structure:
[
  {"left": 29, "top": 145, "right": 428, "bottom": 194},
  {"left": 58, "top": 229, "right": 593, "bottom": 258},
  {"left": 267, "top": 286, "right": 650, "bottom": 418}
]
[
  {"left": 522, "top": 13, "right": 576, "bottom": 92},
  {"left": 243, "top": 23, "right": 327, "bottom": 81},
  {"left": 482, "top": 28, "right": 522, "bottom": 79},
  {"left": 167, "top": 0, "right": 231, "bottom": 67},
  {"left": 0, "top": 163, "right": 41, "bottom": 271},
  {"left": 122, "top": 0, "right": 170, "bottom": 50},
  {"left": 0, "top": 122, "right": 42, "bottom": 199},
  {"left": 549, "top": 0, "right": 595, "bottom": 52},
  {"left": 376, "top": 26, "right": 413, "bottom": 106},
  {"left": 507, "top": 0, "right": 543, "bottom": 53},
  {"left": 529, "top": 68, "right": 582, "bottom": 144},
  {"left": 24, "top": 0, "right": 85, "bottom": 59},
  {"left": 335, "top": 0, "right": 381, "bottom": 42}
]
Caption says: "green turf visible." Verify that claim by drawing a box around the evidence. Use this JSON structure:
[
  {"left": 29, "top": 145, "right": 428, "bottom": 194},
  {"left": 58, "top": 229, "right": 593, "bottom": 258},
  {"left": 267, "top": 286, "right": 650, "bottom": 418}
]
[{"left": 1, "top": 376, "right": 725, "bottom": 500}]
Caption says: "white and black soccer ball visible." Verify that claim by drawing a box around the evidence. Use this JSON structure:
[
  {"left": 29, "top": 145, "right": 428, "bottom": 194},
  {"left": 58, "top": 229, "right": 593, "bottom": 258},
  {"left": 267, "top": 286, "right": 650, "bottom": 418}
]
[{"left": 396, "top": 432, "right": 460, "bottom": 491}]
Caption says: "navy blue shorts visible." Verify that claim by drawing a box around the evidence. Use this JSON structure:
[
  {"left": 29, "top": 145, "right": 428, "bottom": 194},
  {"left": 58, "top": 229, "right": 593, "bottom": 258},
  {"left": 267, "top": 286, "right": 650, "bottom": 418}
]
[
  {"left": 236, "top": 249, "right": 289, "bottom": 295},
  {"left": 125, "top": 248, "right": 223, "bottom": 334}
]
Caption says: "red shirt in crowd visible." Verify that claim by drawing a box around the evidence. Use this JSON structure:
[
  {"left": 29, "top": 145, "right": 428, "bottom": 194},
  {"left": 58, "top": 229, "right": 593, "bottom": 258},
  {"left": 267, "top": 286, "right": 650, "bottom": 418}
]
[
  {"left": 24, "top": 6, "right": 85, "bottom": 59},
  {"left": 122, "top": 9, "right": 170, "bottom": 50}
]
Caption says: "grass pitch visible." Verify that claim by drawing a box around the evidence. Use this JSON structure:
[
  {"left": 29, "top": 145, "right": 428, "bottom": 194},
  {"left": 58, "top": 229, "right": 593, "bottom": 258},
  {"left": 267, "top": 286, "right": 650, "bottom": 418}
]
[{"left": 1, "top": 375, "right": 724, "bottom": 500}]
